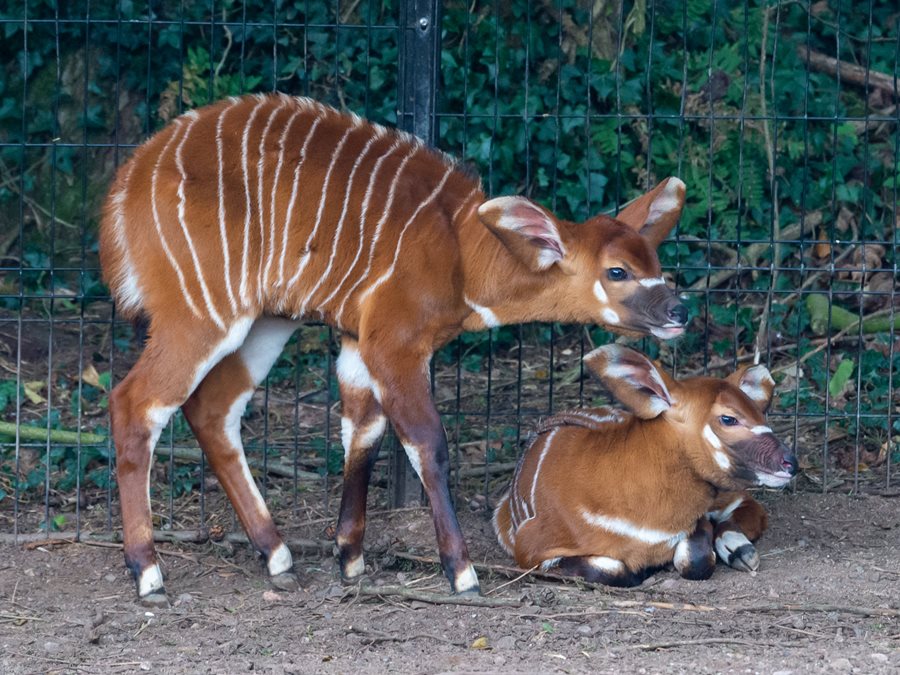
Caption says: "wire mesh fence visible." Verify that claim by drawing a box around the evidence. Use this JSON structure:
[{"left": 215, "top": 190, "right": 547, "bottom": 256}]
[{"left": 1, "top": 1, "right": 898, "bottom": 545}]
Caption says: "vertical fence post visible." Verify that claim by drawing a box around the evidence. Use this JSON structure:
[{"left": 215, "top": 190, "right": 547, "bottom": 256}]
[{"left": 391, "top": 0, "right": 441, "bottom": 508}]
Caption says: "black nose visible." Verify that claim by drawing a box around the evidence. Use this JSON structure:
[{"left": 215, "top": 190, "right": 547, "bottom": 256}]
[
  {"left": 782, "top": 452, "right": 799, "bottom": 476},
  {"left": 667, "top": 303, "right": 688, "bottom": 325}
]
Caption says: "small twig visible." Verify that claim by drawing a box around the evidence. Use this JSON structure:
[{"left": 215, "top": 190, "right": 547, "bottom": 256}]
[
  {"left": 799, "top": 45, "right": 899, "bottom": 97},
  {"left": 350, "top": 584, "right": 521, "bottom": 608},
  {"left": 348, "top": 625, "right": 466, "bottom": 647},
  {"left": 625, "top": 637, "right": 794, "bottom": 651},
  {"left": 485, "top": 563, "right": 540, "bottom": 596},
  {"left": 735, "top": 603, "right": 900, "bottom": 618}
]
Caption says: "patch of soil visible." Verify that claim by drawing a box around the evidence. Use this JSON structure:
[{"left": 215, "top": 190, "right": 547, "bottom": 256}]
[{"left": 1, "top": 492, "right": 898, "bottom": 674}]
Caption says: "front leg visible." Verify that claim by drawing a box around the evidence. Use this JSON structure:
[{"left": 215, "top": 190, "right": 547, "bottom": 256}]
[
  {"left": 360, "top": 342, "right": 479, "bottom": 595},
  {"left": 709, "top": 492, "right": 768, "bottom": 572},
  {"left": 673, "top": 517, "right": 716, "bottom": 580}
]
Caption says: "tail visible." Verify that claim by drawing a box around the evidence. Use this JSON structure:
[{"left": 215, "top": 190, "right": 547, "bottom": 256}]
[
  {"left": 492, "top": 493, "right": 515, "bottom": 556},
  {"left": 99, "top": 159, "right": 145, "bottom": 320}
]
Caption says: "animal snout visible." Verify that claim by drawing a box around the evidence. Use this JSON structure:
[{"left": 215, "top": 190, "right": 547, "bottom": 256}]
[
  {"left": 781, "top": 449, "right": 799, "bottom": 477},
  {"left": 666, "top": 303, "right": 689, "bottom": 325}
]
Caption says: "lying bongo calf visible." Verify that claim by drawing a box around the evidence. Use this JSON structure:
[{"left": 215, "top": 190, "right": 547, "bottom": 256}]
[{"left": 493, "top": 345, "right": 797, "bottom": 586}]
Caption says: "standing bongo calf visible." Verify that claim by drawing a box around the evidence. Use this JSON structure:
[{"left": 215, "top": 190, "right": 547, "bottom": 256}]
[
  {"left": 494, "top": 345, "right": 797, "bottom": 586},
  {"left": 100, "top": 94, "right": 690, "bottom": 605}
]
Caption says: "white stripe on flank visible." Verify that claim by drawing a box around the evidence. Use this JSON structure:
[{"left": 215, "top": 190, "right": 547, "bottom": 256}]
[
  {"left": 357, "top": 163, "right": 455, "bottom": 305},
  {"left": 300, "top": 127, "right": 383, "bottom": 317},
  {"left": 216, "top": 99, "right": 240, "bottom": 315},
  {"left": 580, "top": 510, "right": 686, "bottom": 548},
  {"left": 256, "top": 99, "right": 288, "bottom": 300},
  {"left": 263, "top": 109, "right": 301, "bottom": 287},
  {"left": 150, "top": 122, "right": 202, "bottom": 318},
  {"left": 336, "top": 145, "right": 420, "bottom": 321},
  {"left": 525, "top": 427, "right": 558, "bottom": 525},
  {"left": 286, "top": 124, "right": 356, "bottom": 294},
  {"left": 451, "top": 187, "right": 481, "bottom": 224},
  {"left": 109, "top": 161, "right": 143, "bottom": 313},
  {"left": 239, "top": 97, "right": 267, "bottom": 305},
  {"left": 175, "top": 113, "right": 226, "bottom": 330},
  {"left": 322, "top": 140, "right": 402, "bottom": 328},
  {"left": 277, "top": 114, "right": 324, "bottom": 287}
]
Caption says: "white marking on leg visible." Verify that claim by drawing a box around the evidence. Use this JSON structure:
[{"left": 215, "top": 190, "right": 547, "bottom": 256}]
[
  {"left": 300, "top": 127, "right": 384, "bottom": 316},
  {"left": 267, "top": 543, "right": 293, "bottom": 577},
  {"left": 358, "top": 164, "right": 456, "bottom": 304},
  {"left": 144, "top": 403, "right": 179, "bottom": 550},
  {"left": 673, "top": 539, "right": 692, "bottom": 573},
  {"left": 593, "top": 279, "right": 608, "bottom": 304},
  {"left": 322, "top": 140, "right": 402, "bottom": 327},
  {"left": 237, "top": 317, "right": 299, "bottom": 385},
  {"left": 601, "top": 307, "right": 620, "bottom": 324},
  {"left": 580, "top": 510, "right": 686, "bottom": 548},
  {"left": 357, "top": 417, "right": 386, "bottom": 451},
  {"left": 587, "top": 556, "right": 625, "bottom": 573},
  {"left": 454, "top": 564, "right": 479, "bottom": 592},
  {"left": 715, "top": 530, "right": 752, "bottom": 562},
  {"left": 402, "top": 443, "right": 424, "bottom": 481},
  {"left": 109, "top": 161, "right": 144, "bottom": 313},
  {"left": 638, "top": 277, "right": 667, "bottom": 288},
  {"left": 340, "top": 417, "right": 355, "bottom": 462},
  {"left": 287, "top": 124, "right": 357, "bottom": 294},
  {"left": 222, "top": 390, "right": 269, "bottom": 516},
  {"left": 337, "top": 146, "right": 420, "bottom": 320},
  {"left": 336, "top": 344, "right": 382, "bottom": 403},
  {"left": 464, "top": 296, "right": 501, "bottom": 328},
  {"left": 256, "top": 99, "right": 288, "bottom": 300},
  {"left": 714, "top": 450, "right": 731, "bottom": 471},
  {"left": 344, "top": 555, "right": 365, "bottom": 578},
  {"left": 492, "top": 497, "right": 515, "bottom": 556},
  {"left": 702, "top": 424, "right": 722, "bottom": 449},
  {"left": 216, "top": 99, "right": 240, "bottom": 315},
  {"left": 540, "top": 557, "right": 562, "bottom": 571},
  {"left": 138, "top": 563, "right": 164, "bottom": 597},
  {"left": 263, "top": 109, "right": 301, "bottom": 286},
  {"left": 239, "top": 97, "right": 267, "bottom": 305},
  {"left": 750, "top": 425, "right": 773, "bottom": 435},
  {"left": 150, "top": 122, "right": 202, "bottom": 318},
  {"left": 277, "top": 114, "right": 324, "bottom": 287},
  {"left": 707, "top": 496, "right": 744, "bottom": 523},
  {"left": 189, "top": 317, "right": 254, "bottom": 392},
  {"left": 175, "top": 114, "right": 226, "bottom": 331}
]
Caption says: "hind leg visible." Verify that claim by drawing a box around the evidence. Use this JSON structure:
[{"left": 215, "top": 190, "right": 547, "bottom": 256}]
[
  {"left": 110, "top": 318, "right": 253, "bottom": 606},
  {"left": 182, "top": 317, "right": 300, "bottom": 591},
  {"left": 554, "top": 555, "right": 652, "bottom": 587},
  {"left": 334, "top": 337, "right": 388, "bottom": 581},
  {"left": 709, "top": 492, "right": 768, "bottom": 572}
]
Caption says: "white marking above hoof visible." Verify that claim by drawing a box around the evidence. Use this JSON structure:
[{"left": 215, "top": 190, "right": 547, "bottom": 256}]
[
  {"left": 268, "top": 543, "right": 293, "bottom": 577},
  {"left": 715, "top": 530, "right": 758, "bottom": 572},
  {"left": 343, "top": 555, "right": 365, "bottom": 579},
  {"left": 454, "top": 564, "right": 480, "bottom": 593},
  {"left": 138, "top": 563, "right": 164, "bottom": 598},
  {"left": 586, "top": 556, "right": 624, "bottom": 573}
]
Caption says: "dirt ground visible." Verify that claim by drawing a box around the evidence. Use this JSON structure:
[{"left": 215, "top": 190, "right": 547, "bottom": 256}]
[{"left": 1, "top": 491, "right": 898, "bottom": 674}]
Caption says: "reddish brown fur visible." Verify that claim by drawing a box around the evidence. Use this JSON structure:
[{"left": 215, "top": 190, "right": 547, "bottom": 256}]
[
  {"left": 494, "top": 346, "right": 795, "bottom": 584},
  {"left": 100, "top": 94, "right": 691, "bottom": 602}
]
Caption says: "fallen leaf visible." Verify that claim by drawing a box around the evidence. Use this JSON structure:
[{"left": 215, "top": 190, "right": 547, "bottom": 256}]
[
  {"left": 470, "top": 636, "right": 489, "bottom": 650},
  {"left": 23, "top": 381, "right": 45, "bottom": 404},
  {"left": 81, "top": 364, "right": 109, "bottom": 391}
]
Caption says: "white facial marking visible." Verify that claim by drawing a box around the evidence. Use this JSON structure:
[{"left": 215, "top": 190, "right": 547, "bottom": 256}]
[
  {"left": 587, "top": 556, "right": 625, "bottom": 573},
  {"left": 138, "top": 564, "right": 164, "bottom": 597},
  {"left": 267, "top": 543, "right": 293, "bottom": 577},
  {"left": 601, "top": 307, "right": 620, "bottom": 324},
  {"left": 702, "top": 424, "right": 722, "bottom": 450},
  {"left": 714, "top": 450, "right": 731, "bottom": 471},
  {"left": 336, "top": 344, "right": 382, "bottom": 403},
  {"left": 592, "top": 279, "right": 608, "bottom": 304},
  {"left": 756, "top": 471, "right": 793, "bottom": 488},
  {"left": 750, "top": 425, "right": 773, "bottom": 435},
  {"left": 707, "top": 497, "right": 744, "bottom": 523},
  {"left": 344, "top": 555, "right": 365, "bottom": 579},
  {"left": 581, "top": 510, "right": 686, "bottom": 548},
  {"left": 638, "top": 277, "right": 666, "bottom": 288},
  {"left": 464, "top": 296, "right": 501, "bottom": 328},
  {"left": 454, "top": 564, "right": 480, "bottom": 593}
]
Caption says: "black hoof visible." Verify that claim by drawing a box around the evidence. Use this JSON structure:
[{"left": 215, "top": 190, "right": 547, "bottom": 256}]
[
  {"left": 139, "top": 591, "right": 170, "bottom": 609},
  {"left": 270, "top": 572, "right": 301, "bottom": 592}
]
